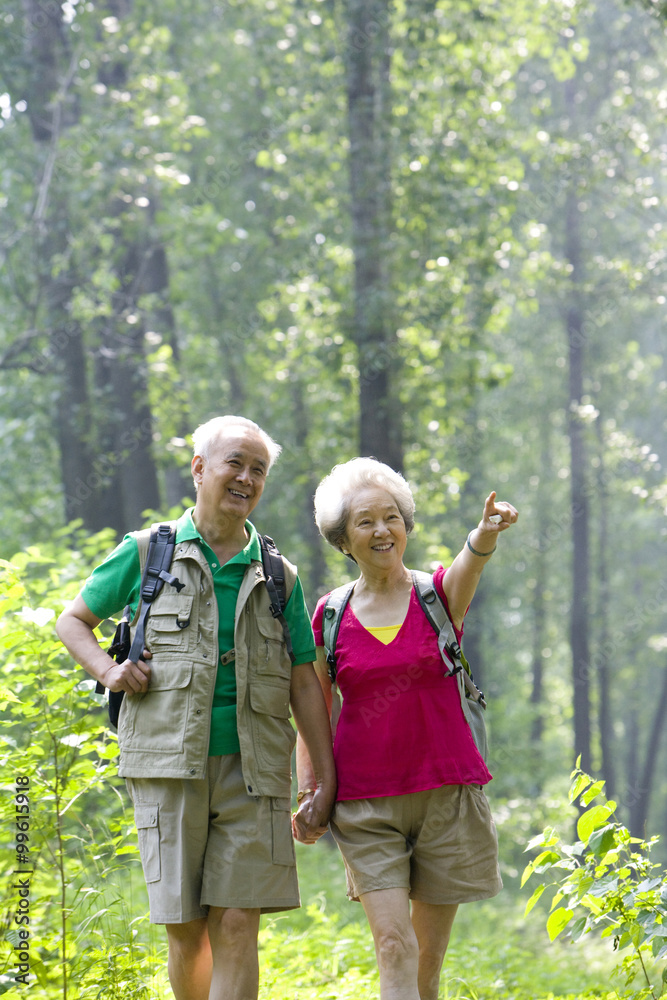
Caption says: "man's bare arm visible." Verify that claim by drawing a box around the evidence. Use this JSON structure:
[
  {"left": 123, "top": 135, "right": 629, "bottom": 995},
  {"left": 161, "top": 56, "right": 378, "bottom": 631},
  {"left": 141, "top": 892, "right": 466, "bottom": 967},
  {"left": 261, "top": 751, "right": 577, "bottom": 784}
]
[
  {"left": 56, "top": 595, "right": 151, "bottom": 694},
  {"left": 290, "top": 660, "right": 336, "bottom": 841}
]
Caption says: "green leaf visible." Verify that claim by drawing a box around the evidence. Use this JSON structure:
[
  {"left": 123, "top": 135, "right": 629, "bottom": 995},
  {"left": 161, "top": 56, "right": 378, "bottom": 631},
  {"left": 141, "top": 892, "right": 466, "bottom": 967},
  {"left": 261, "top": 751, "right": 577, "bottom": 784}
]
[
  {"left": 569, "top": 771, "right": 592, "bottom": 803},
  {"left": 547, "top": 907, "right": 573, "bottom": 941},
  {"left": 534, "top": 849, "right": 561, "bottom": 869},
  {"left": 587, "top": 874, "right": 620, "bottom": 898},
  {"left": 521, "top": 861, "right": 536, "bottom": 887},
  {"left": 580, "top": 779, "right": 606, "bottom": 806},
  {"left": 569, "top": 916, "right": 589, "bottom": 942},
  {"left": 636, "top": 877, "right": 663, "bottom": 894},
  {"left": 524, "top": 883, "right": 546, "bottom": 915},
  {"left": 577, "top": 803, "right": 614, "bottom": 842},
  {"left": 521, "top": 849, "right": 560, "bottom": 887},
  {"left": 588, "top": 824, "right": 617, "bottom": 858}
]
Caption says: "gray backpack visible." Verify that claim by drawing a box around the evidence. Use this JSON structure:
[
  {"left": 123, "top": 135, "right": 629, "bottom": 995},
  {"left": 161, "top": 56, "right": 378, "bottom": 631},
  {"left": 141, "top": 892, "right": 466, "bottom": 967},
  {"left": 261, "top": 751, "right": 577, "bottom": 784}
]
[{"left": 321, "top": 570, "right": 488, "bottom": 761}]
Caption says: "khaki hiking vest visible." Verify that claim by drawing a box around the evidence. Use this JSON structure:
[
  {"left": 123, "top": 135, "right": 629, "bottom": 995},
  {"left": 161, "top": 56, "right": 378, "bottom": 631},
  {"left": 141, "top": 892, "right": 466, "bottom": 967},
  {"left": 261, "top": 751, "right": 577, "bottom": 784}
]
[{"left": 116, "top": 531, "right": 297, "bottom": 797}]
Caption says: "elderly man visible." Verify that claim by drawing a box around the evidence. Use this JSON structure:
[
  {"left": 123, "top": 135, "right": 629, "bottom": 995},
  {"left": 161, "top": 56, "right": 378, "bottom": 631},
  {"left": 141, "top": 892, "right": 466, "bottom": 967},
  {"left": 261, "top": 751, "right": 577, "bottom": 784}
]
[{"left": 56, "top": 415, "right": 336, "bottom": 1000}]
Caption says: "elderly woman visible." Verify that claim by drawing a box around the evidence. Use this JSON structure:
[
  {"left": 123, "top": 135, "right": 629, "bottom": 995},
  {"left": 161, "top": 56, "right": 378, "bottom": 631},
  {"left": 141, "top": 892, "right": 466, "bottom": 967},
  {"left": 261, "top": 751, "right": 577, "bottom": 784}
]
[{"left": 293, "top": 458, "right": 518, "bottom": 1000}]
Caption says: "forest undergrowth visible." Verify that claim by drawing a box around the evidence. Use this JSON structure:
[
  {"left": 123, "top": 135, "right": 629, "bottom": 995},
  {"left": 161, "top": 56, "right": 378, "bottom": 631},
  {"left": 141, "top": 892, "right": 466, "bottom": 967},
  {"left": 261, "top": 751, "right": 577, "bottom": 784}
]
[{"left": 1, "top": 554, "right": 663, "bottom": 999}]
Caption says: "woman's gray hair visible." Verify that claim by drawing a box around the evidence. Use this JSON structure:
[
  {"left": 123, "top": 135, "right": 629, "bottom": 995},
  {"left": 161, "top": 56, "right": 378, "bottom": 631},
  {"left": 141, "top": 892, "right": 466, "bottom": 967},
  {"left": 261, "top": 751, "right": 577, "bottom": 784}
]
[
  {"left": 192, "top": 415, "right": 282, "bottom": 469},
  {"left": 314, "top": 457, "right": 415, "bottom": 554}
]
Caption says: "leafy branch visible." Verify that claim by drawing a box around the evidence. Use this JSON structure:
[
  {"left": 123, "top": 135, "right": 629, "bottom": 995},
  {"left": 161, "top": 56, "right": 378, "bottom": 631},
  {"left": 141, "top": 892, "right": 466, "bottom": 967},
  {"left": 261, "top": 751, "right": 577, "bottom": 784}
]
[{"left": 522, "top": 763, "right": 667, "bottom": 999}]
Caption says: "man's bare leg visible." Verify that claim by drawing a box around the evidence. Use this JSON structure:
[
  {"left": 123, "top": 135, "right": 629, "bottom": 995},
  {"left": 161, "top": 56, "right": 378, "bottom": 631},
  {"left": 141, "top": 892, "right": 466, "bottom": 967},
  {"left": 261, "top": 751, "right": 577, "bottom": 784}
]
[
  {"left": 207, "top": 907, "right": 261, "bottom": 1000},
  {"left": 166, "top": 918, "right": 212, "bottom": 1000}
]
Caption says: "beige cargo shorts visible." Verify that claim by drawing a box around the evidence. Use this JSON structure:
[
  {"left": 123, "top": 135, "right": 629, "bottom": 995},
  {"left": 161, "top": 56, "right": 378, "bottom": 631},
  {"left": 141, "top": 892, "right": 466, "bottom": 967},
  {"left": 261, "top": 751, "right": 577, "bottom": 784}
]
[
  {"left": 330, "top": 783, "right": 502, "bottom": 904},
  {"left": 126, "top": 753, "right": 299, "bottom": 923}
]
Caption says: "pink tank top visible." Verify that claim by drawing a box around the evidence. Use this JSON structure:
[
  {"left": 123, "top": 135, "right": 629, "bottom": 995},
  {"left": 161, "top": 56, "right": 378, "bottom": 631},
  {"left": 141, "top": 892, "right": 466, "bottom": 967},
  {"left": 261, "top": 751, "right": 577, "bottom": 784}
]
[{"left": 312, "top": 565, "right": 492, "bottom": 801}]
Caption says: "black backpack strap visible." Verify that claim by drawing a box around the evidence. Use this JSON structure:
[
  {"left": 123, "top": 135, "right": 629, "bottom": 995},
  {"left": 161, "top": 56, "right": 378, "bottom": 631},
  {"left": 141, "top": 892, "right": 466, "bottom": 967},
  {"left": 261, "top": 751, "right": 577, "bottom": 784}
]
[
  {"left": 259, "top": 534, "right": 295, "bottom": 664},
  {"left": 411, "top": 570, "right": 486, "bottom": 708},
  {"left": 128, "top": 522, "right": 183, "bottom": 662},
  {"left": 321, "top": 582, "right": 356, "bottom": 685}
]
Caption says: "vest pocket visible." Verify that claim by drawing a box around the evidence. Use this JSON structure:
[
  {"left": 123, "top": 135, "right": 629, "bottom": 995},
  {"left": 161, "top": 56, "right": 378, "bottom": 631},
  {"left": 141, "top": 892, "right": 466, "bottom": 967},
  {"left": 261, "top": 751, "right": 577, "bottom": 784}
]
[
  {"left": 145, "top": 595, "right": 194, "bottom": 653},
  {"left": 120, "top": 662, "right": 193, "bottom": 752},
  {"left": 134, "top": 803, "right": 161, "bottom": 883},
  {"left": 254, "top": 615, "right": 292, "bottom": 678}
]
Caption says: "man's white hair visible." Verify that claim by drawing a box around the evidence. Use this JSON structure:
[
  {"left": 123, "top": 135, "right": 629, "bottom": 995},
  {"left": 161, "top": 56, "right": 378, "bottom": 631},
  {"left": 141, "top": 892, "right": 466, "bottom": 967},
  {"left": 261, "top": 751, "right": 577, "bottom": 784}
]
[
  {"left": 314, "top": 457, "right": 415, "bottom": 555},
  {"left": 192, "top": 415, "right": 282, "bottom": 469}
]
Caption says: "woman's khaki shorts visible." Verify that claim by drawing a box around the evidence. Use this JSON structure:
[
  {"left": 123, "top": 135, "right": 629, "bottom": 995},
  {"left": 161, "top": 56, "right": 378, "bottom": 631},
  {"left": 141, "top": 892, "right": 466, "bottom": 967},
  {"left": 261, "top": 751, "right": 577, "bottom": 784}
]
[
  {"left": 329, "top": 784, "right": 502, "bottom": 905},
  {"left": 126, "top": 753, "right": 299, "bottom": 924}
]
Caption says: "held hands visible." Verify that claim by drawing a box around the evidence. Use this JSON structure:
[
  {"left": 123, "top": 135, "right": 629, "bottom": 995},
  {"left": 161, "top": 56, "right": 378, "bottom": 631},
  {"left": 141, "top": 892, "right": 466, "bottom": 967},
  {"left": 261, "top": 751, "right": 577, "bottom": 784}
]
[
  {"left": 291, "top": 788, "right": 334, "bottom": 845},
  {"left": 103, "top": 650, "right": 152, "bottom": 695}
]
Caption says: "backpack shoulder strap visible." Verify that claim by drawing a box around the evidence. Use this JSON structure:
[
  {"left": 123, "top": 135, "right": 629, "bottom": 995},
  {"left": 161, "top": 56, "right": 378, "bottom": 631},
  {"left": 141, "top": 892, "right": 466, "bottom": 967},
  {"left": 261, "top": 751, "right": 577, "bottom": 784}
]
[
  {"left": 410, "top": 569, "right": 486, "bottom": 707},
  {"left": 321, "top": 581, "right": 356, "bottom": 684},
  {"left": 410, "top": 569, "right": 455, "bottom": 649},
  {"left": 259, "top": 534, "right": 296, "bottom": 663},
  {"left": 128, "top": 521, "right": 182, "bottom": 662},
  {"left": 140, "top": 522, "right": 183, "bottom": 601}
]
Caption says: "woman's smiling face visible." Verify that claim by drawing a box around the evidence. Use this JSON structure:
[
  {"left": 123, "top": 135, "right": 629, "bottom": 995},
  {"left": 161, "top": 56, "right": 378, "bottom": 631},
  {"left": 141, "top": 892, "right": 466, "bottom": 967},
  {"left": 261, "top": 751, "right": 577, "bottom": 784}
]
[{"left": 342, "top": 487, "right": 408, "bottom": 569}]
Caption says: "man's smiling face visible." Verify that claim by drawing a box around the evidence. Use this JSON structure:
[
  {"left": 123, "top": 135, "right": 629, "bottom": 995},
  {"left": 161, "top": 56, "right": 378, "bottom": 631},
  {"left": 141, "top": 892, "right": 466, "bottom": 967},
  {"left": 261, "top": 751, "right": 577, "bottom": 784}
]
[{"left": 192, "top": 427, "right": 270, "bottom": 525}]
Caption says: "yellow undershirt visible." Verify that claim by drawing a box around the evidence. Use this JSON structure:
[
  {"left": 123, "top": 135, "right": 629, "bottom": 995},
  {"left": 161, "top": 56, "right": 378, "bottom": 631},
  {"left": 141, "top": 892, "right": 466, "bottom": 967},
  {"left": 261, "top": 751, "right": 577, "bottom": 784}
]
[{"left": 366, "top": 623, "right": 402, "bottom": 645}]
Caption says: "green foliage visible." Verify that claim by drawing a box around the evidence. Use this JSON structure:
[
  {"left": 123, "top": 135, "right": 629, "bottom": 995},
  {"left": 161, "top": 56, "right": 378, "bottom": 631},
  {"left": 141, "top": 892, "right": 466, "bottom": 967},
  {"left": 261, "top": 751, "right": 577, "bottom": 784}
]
[
  {"left": 0, "top": 536, "right": 626, "bottom": 999},
  {"left": 522, "top": 765, "right": 667, "bottom": 999},
  {"left": 0, "top": 540, "right": 163, "bottom": 997},
  {"left": 2, "top": 0, "right": 667, "bottom": 988}
]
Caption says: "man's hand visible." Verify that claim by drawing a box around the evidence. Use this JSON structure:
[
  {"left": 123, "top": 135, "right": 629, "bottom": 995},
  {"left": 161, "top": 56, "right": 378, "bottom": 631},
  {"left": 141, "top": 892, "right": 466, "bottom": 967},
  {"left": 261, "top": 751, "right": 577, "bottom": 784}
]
[
  {"left": 291, "top": 787, "right": 334, "bottom": 845},
  {"left": 102, "top": 651, "right": 152, "bottom": 694}
]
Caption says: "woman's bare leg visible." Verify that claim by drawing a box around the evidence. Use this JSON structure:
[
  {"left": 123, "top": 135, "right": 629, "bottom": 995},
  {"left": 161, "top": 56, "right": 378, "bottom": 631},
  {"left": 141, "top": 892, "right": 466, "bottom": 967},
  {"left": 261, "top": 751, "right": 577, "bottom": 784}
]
[
  {"left": 410, "top": 901, "right": 458, "bottom": 1000},
  {"left": 360, "top": 887, "right": 420, "bottom": 1000}
]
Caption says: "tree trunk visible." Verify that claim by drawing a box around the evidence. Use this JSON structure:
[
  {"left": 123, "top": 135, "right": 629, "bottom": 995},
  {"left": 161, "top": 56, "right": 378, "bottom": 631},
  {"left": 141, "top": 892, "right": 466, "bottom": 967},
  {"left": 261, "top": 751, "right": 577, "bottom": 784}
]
[
  {"left": 51, "top": 288, "right": 98, "bottom": 528},
  {"left": 23, "top": 0, "right": 69, "bottom": 143},
  {"left": 530, "top": 552, "right": 547, "bottom": 745},
  {"left": 458, "top": 396, "right": 488, "bottom": 694},
  {"left": 344, "top": 0, "right": 402, "bottom": 471},
  {"left": 595, "top": 416, "right": 615, "bottom": 796},
  {"left": 21, "top": 0, "right": 165, "bottom": 536},
  {"left": 145, "top": 243, "right": 193, "bottom": 509},
  {"left": 292, "top": 379, "right": 329, "bottom": 601},
  {"left": 99, "top": 232, "right": 163, "bottom": 529},
  {"left": 563, "top": 131, "right": 592, "bottom": 772},
  {"left": 527, "top": 421, "right": 553, "bottom": 789},
  {"left": 22, "top": 0, "right": 103, "bottom": 531},
  {"left": 630, "top": 660, "right": 667, "bottom": 838},
  {"left": 206, "top": 258, "right": 247, "bottom": 413}
]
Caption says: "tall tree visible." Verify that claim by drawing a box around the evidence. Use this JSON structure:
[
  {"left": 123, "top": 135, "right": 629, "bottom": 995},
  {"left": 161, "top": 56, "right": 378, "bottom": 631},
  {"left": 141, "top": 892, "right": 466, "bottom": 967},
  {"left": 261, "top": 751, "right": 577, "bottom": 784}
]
[
  {"left": 563, "top": 176, "right": 592, "bottom": 774},
  {"left": 343, "top": 0, "right": 402, "bottom": 470}
]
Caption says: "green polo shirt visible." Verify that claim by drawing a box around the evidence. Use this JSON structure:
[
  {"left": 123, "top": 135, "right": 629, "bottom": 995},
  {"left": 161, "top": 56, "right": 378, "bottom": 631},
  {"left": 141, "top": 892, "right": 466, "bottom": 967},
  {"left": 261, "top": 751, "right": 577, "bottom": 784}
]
[{"left": 81, "top": 508, "right": 316, "bottom": 755}]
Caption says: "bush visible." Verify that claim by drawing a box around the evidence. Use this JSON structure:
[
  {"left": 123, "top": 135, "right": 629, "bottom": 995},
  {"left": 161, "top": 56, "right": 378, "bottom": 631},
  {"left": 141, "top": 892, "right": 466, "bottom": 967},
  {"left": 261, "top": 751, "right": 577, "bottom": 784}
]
[
  {"left": 522, "top": 764, "right": 667, "bottom": 999},
  {"left": 0, "top": 536, "right": 163, "bottom": 998}
]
